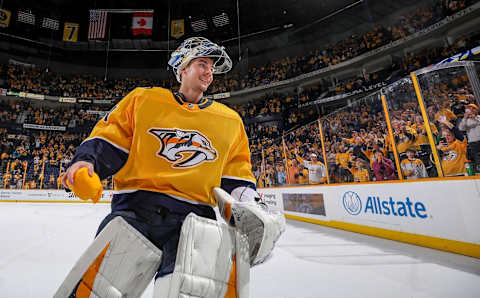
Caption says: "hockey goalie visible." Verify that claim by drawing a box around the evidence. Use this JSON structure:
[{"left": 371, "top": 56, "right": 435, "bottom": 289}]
[{"left": 55, "top": 36, "right": 285, "bottom": 298}]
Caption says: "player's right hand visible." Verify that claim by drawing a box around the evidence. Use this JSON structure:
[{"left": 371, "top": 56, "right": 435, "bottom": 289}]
[{"left": 61, "top": 161, "right": 95, "bottom": 189}]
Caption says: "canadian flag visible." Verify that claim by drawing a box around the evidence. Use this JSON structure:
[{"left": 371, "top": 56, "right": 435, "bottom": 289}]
[{"left": 132, "top": 12, "right": 153, "bottom": 35}]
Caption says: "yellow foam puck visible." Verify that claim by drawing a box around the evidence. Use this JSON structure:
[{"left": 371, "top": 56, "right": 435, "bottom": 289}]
[{"left": 67, "top": 167, "right": 103, "bottom": 203}]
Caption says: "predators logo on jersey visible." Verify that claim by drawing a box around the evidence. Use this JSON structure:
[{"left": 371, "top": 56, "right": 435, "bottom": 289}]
[
  {"left": 442, "top": 150, "right": 458, "bottom": 162},
  {"left": 149, "top": 128, "right": 218, "bottom": 168}
]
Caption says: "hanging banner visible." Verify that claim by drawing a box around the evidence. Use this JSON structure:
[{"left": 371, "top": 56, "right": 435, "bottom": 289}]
[
  {"left": 132, "top": 12, "right": 153, "bottom": 36},
  {"left": 42, "top": 17, "right": 59, "bottom": 30},
  {"left": 0, "top": 9, "right": 11, "bottom": 28},
  {"left": 17, "top": 11, "right": 35, "bottom": 25},
  {"left": 63, "top": 22, "right": 79, "bottom": 42},
  {"left": 88, "top": 10, "right": 107, "bottom": 40},
  {"left": 171, "top": 19, "right": 184, "bottom": 38}
]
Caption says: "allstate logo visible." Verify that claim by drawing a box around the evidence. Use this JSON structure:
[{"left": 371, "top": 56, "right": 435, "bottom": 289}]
[{"left": 342, "top": 191, "right": 362, "bottom": 215}]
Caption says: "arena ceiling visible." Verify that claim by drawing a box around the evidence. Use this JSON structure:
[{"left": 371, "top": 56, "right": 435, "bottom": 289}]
[
  {"left": 1, "top": 0, "right": 425, "bottom": 68},
  {"left": 10, "top": 0, "right": 422, "bottom": 46}
]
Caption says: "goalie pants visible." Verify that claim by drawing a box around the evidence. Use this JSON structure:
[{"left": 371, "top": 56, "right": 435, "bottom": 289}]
[{"left": 96, "top": 190, "right": 216, "bottom": 279}]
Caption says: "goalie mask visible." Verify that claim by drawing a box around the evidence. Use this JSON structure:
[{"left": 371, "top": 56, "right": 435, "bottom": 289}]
[{"left": 168, "top": 37, "right": 232, "bottom": 83}]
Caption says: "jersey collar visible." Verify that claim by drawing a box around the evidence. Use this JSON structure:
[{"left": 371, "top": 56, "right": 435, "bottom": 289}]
[{"left": 174, "top": 92, "right": 212, "bottom": 110}]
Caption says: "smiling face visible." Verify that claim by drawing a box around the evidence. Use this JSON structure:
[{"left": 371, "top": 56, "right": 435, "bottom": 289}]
[{"left": 180, "top": 57, "right": 214, "bottom": 93}]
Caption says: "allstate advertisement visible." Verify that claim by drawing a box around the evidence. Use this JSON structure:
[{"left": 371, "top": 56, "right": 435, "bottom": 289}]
[
  {"left": 259, "top": 178, "right": 480, "bottom": 245},
  {"left": 342, "top": 191, "right": 427, "bottom": 219}
]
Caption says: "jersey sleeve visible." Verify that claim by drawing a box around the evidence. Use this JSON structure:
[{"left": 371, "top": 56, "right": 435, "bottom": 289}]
[
  {"left": 70, "top": 89, "right": 139, "bottom": 179},
  {"left": 221, "top": 119, "right": 256, "bottom": 187},
  {"left": 86, "top": 88, "right": 139, "bottom": 151}
]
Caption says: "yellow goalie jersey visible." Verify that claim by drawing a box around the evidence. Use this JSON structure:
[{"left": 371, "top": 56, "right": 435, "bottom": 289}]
[{"left": 83, "top": 87, "right": 255, "bottom": 206}]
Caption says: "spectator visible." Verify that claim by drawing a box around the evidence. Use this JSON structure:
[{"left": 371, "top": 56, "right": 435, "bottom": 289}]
[
  {"left": 348, "top": 159, "right": 370, "bottom": 182},
  {"left": 294, "top": 150, "right": 327, "bottom": 184},
  {"left": 371, "top": 150, "right": 397, "bottom": 181},
  {"left": 437, "top": 129, "right": 468, "bottom": 176},
  {"left": 400, "top": 147, "right": 428, "bottom": 179},
  {"left": 458, "top": 104, "right": 480, "bottom": 173},
  {"left": 296, "top": 163, "right": 309, "bottom": 184},
  {"left": 287, "top": 159, "right": 300, "bottom": 184},
  {"left": 275, "top": 164, "right": 287, "bottom": 185}
]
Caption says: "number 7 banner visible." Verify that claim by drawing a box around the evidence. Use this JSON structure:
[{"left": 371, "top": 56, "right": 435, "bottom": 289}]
[{"left": 63, "top": 22, "right": 79, "bottom": 42}]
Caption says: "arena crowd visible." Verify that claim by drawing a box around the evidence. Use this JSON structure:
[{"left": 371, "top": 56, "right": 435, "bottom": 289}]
[{"left": 1, "top": 0, "right": 479, "bottom": 189}]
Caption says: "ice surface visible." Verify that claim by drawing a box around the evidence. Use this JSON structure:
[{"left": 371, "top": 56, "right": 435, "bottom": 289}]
[{"left": 0, "top": 203, "right": 479, "bottom": 297}]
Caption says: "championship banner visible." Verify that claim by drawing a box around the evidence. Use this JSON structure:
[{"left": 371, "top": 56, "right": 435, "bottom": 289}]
[
  {"left": 17, "top": 11, "right": 35, "bottom": 25},
  {"left": 63, "top": 23, "right": 79, "bottom": 42},
  {"left": 171, "top": 19, "right": 184, "bottom": 38},
  {"left": 42, "top": 17, "right": 59, "bottom": 30},
  {"left": 0, "top": 9, "right": 11, "bottom": 28}
]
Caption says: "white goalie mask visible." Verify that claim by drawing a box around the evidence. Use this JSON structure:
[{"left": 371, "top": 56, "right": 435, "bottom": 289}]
[{"left": 168, "top": 37, "right": 232, "bottom": 83}]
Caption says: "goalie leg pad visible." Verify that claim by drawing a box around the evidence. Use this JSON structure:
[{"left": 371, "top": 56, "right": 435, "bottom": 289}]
[
  {"left": 214, "top": 187, "right": 286, "bottom": 266},
  {"left": 54, "top": 216, "right": 163, "bottom": 298},
  {"left": 154, "top": 213, "right": 250, "bottom": 298}
]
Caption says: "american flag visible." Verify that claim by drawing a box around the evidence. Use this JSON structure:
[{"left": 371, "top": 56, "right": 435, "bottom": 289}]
[{"left": 88, "top": 10, "right": 107, "bottom": 39}]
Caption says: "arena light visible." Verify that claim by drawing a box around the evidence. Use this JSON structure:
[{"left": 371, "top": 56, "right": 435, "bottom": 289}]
[
  {"left": 191, "top": 19, "right": 208, "bottom": 32},
  {"left": 212, "top": 13, "right": 230, "bottom": 27}
]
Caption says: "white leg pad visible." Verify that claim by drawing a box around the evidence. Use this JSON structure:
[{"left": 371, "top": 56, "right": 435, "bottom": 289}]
[
  {"left": 54, "top": 216, "right": 163, "bottom": 298},
  {"left": 154, "top": 213, "right": 250, "bottom": 298}
]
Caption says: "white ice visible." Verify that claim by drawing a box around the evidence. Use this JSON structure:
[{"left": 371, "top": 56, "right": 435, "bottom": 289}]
[{"left": 1, "top": 202, "right": 479, "bottom": 297}]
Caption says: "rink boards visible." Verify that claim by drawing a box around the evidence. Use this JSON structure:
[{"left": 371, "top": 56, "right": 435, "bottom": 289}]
[
  {"left": 1, "top": 177, "right": 479, "bottom": 258},
  {"left": 258, "top": 176, "right": 480, "bottom": 259}
]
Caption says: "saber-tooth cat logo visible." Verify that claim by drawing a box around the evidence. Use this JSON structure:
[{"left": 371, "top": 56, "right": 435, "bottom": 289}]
[
  {"left": 149, "top": 128, "right": 217, "bottom": 168},
  {"left": 342, "top": 191, "right": 428, "bottom": 219}
]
